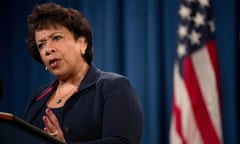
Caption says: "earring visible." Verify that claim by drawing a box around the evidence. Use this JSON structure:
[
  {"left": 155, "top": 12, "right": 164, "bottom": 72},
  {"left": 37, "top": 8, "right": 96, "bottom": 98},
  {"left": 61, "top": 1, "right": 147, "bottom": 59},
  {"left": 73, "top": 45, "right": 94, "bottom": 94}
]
[
  {"left": 82, "top": 50, "right": 85, "bottom": 55},
  {"left": 45, "top": 66, "right": 48, "bottom": 71}
]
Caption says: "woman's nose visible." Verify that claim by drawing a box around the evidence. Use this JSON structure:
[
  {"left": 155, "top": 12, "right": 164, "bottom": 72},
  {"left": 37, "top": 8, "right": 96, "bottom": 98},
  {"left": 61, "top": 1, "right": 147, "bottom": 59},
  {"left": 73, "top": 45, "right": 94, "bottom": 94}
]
[{"left": 46, "top": 46, "right": 56, "bottom": 55}]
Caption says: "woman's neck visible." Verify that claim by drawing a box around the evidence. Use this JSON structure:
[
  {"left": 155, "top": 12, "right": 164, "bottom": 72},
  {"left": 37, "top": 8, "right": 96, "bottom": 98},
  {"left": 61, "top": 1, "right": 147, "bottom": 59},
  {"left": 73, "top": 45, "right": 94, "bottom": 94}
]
[{"left": 58, "top": 63, "right": 89, "bottom": 87}]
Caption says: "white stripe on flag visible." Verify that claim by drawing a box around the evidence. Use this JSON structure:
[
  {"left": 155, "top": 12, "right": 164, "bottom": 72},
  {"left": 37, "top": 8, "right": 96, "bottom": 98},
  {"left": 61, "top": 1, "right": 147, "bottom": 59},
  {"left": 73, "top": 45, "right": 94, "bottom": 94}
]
[
  {"left": 170, "top": 113, "right": 182, "bottom": 144},
  {"left": 191, "top": 46, "right": 222, "bottom": 141},
  {"left": 173, "top": 63, "right": 202, "bottom": 144}
]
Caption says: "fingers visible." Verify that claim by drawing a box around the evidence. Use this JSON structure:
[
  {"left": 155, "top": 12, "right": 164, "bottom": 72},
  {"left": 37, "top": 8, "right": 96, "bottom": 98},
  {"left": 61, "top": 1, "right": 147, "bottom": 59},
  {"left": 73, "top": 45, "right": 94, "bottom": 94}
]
[
  {"left": 42, "top": 108, "right": 60, "bottom": 134},
  {"left": 43, "top": 115, "right": 57, "bottom": 133},
  {"left": 44, "top": 128, "right": 58, "bottom": 136},
  {"left": 45, "top": 108, "right": 59, "bottom": 127},
  {"left": 42, "top": 108, "right": 66, "bottom": 142}
]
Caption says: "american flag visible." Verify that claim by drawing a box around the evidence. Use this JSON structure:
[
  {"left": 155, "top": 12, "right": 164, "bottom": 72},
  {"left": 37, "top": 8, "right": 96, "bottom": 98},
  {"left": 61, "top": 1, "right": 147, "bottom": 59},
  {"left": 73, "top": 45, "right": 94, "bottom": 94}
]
[{"left": 169, "top": 0, "right": 223, "bottom": 143}]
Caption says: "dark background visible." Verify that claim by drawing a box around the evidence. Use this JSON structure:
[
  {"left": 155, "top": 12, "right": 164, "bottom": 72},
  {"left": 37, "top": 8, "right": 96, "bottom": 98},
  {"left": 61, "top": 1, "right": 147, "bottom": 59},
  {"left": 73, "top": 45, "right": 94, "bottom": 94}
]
[{"left": 0, "top": 0, "right": 239, "bottom": 143}]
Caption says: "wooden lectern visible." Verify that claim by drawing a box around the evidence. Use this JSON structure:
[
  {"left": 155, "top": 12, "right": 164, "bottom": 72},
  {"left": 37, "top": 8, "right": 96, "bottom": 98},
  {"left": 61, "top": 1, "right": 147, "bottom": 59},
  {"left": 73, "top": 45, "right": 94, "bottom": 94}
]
[{"left": 0, "top": 112, "right": 65, "bottom": 144}]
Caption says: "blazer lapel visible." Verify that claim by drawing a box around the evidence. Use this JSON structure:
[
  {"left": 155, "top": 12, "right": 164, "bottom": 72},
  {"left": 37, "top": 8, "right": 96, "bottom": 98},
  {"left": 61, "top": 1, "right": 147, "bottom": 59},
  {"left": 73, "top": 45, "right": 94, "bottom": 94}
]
[{"left": 24, "top": 82, "right": 57, "bottom": 122}]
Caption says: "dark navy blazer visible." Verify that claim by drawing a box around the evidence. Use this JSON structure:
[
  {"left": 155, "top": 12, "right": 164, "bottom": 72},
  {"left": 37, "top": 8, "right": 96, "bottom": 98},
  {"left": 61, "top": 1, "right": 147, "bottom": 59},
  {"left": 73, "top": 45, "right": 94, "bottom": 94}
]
[{"left": 23, "top": 64, "right": 143, "bottom": 144}]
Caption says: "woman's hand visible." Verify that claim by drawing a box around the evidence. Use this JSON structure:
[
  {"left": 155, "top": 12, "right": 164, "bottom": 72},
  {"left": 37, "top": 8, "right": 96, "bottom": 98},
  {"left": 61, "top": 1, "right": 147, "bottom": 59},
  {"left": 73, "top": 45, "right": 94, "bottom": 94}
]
[{"left": 43, "top": 108, "right": 66, "bottom": 143}]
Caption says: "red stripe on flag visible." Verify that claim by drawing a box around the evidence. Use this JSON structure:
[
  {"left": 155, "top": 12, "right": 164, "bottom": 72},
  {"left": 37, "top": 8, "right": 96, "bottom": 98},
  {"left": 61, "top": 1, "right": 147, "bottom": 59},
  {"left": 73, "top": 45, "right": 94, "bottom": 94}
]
[
  {"left": 206, "top": 40, "right": 222, "bottom": 107},
  {"left": 183, "top": 56, "right": 221, "bottom": 144},
  {"left": 173, "top": 96, "right": 187, "bottom": 144}
]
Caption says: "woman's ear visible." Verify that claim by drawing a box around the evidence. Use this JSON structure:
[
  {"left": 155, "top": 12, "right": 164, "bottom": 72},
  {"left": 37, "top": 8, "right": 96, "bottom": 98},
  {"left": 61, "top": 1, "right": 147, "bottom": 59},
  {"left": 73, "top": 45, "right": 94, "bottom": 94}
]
[{"left": 78, "top": 37, "right": 87, "bottom": 55}]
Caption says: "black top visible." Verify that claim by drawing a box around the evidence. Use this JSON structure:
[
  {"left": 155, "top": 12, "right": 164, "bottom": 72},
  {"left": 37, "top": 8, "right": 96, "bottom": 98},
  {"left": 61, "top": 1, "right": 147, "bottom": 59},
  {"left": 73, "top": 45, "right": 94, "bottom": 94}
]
[
  {"left": 31, "top": 105, "right": 64, "bottom": 130},
  {"left": 23, "top": 64, "right": 143, "bottom": 144}
]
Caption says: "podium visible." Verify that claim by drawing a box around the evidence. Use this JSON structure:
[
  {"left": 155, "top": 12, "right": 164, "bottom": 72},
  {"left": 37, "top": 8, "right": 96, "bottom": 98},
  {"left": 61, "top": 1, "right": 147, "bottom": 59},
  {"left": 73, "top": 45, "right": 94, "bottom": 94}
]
[{"left": 0, "top": 112, "right": 65, "bottom": 144}]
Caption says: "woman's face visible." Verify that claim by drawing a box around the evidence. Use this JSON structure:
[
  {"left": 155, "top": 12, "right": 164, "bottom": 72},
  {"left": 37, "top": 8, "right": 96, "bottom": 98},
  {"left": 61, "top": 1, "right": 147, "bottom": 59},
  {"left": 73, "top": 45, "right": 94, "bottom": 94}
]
[{"left": 35, "top": 25, "right": 87, "bottom": 80}]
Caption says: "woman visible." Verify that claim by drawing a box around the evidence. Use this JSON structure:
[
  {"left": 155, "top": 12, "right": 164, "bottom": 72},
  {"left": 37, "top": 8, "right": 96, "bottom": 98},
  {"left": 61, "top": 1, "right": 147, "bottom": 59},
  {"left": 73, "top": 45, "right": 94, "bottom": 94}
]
[{"left": 23, "top": 2, "right": 143, "bottom": 144}]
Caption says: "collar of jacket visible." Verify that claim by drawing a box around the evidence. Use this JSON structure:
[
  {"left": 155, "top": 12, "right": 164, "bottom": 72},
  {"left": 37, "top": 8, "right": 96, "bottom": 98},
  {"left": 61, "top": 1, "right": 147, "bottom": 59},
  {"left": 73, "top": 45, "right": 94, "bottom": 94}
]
[{"left": 35, "top": 63, "right": 100, "bottom": 102}]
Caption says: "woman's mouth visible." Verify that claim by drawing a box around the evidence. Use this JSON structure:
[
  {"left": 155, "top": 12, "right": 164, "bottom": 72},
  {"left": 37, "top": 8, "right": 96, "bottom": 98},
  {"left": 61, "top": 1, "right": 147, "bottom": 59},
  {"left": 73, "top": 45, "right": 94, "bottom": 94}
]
[{"left": 49, "top": 59, "right": 60, "bottom": 68}]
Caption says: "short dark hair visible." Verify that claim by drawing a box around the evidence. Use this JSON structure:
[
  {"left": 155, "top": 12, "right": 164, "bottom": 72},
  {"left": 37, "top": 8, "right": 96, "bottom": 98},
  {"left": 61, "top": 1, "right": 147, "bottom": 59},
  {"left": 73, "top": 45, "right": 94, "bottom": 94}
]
[{"left": 26, "top": 3, "right": 93, "bottom": 65}]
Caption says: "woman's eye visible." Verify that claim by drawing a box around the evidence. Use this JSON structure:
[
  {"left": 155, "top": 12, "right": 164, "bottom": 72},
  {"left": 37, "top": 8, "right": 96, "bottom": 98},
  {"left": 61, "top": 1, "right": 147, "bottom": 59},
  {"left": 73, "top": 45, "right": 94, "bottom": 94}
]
[
  {"left": 37, "top": 43, "right": 44, "bottom": 49},
  {"left": 53, "top": 35, "right": 62, "bottom": 41}
]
